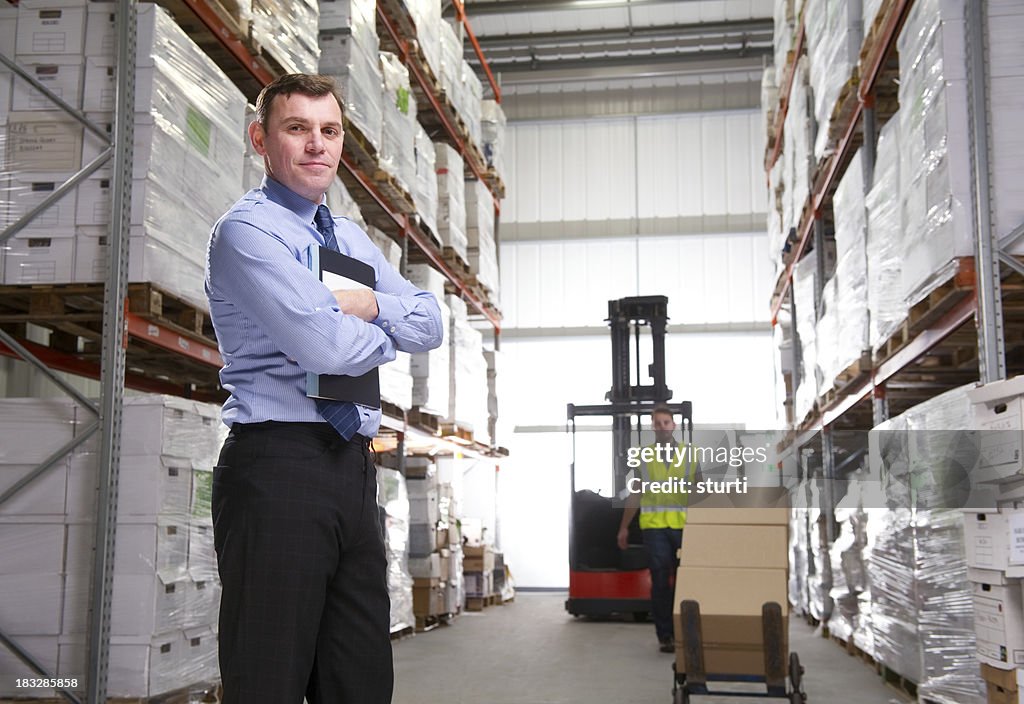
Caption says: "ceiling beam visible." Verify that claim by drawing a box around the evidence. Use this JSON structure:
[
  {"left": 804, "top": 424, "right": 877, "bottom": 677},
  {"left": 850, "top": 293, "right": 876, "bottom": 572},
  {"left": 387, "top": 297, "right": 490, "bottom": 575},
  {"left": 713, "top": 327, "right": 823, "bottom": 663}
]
[
  {"left": 470, "top": 19, "right": 774, "bottom": 50},
  {"left": 476, "top": 44, "right": 773, "bottom": 75}
]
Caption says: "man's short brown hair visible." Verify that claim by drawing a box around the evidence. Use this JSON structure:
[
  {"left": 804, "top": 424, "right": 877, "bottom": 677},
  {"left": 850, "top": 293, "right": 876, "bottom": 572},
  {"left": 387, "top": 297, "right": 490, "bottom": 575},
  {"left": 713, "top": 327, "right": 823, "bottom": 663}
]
[
  {"left": 255, "top": 74, "right": 345, "bottom": 126},
  {"left": 652, "top": 404, "right": 674, "bottom": 419}
]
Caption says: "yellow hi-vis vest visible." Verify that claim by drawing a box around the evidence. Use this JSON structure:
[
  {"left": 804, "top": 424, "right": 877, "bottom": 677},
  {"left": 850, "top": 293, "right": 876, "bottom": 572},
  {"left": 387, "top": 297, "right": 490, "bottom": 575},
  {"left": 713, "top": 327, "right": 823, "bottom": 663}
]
[{"left": 639, "top": 443, "right": 698, "bottom": 530}]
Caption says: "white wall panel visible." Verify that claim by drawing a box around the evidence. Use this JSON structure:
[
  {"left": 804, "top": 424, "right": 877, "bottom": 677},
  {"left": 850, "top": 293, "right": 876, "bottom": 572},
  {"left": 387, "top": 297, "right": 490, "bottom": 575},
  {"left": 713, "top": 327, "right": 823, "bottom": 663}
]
[{"left": 701, "top": 116, "right": 729, "bottom": 215}]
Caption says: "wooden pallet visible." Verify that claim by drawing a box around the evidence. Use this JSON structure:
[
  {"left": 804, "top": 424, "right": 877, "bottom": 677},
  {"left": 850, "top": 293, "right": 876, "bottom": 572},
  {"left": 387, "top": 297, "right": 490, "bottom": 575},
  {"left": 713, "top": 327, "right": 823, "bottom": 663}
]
[
  {"left": 465, "top": 594, "right": 499, "bottom": 611},
  {"left": 390, "top": 625, "right": 415, "bottom": 640},
  {"left": 441, "top": 246, "right": 471, "bottom": 276},
  {"left": 828, "top": 633, "right": 876, "bottom": 668},
  {"left": 408, "top": 407, "right": 441, "bottom": 434},
  {"left": 496, "top": 592, "right": 515, "bottom": 606},
  {"left": 370, "top": 169, "right": 417, "bottom": 215},
  {"left": 414, "top": 612, "right": 454, "bottom": 632},
  {"left": 859, "top": 0, "right": 900, "bottom": 66},
  {"left": 439, "top": 421, "right": 473, "bottom": 443},
  {"left": 823, "top": 350, "right": 873, "bottom": 406},
  {"left": 482, "top": 168, "right": 506, "bottom": 200},
  {"left": 877, "top": 662, "right": 918, "bottom": 699}
]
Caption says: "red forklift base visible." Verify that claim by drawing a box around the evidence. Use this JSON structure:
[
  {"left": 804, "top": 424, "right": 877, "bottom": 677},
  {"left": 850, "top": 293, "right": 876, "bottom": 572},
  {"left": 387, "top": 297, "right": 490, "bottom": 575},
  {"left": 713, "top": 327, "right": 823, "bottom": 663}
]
[{"left": 566, "top": 568, "right": 652, "bottom": 616}]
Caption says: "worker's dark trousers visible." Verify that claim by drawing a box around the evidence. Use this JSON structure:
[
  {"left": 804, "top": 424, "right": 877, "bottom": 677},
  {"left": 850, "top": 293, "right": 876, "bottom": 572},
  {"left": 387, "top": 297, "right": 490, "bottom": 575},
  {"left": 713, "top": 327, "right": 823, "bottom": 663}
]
[
  {"left": 212, "top": 422, "right": 393, "bottom": 704},
  {"left": 643, "top": 527, "right": 683, "bottom": 643}
]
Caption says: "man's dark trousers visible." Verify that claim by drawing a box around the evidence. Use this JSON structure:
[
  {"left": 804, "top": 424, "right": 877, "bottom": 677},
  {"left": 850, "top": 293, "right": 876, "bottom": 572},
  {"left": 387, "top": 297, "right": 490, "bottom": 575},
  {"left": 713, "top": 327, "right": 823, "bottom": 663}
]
[
  {"left": 212, "top": 421, "right": 393, "bottom": 704},
  {"left": 642, "top": 527, "right": 683, "bottom": 643}
]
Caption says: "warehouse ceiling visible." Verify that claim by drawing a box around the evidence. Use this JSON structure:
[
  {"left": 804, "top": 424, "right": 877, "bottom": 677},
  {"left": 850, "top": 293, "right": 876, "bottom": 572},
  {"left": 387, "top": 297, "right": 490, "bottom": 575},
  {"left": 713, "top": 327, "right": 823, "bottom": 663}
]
[{"left": 455, "top": 0, "right": 773, "bottom": 91}]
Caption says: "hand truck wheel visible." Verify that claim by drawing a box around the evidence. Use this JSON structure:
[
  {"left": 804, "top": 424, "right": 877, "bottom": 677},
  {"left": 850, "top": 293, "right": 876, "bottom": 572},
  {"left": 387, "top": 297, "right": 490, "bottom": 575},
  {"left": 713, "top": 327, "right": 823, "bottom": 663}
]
[{"left": 788, "top": 652, "right": 806, "bottom": 702}]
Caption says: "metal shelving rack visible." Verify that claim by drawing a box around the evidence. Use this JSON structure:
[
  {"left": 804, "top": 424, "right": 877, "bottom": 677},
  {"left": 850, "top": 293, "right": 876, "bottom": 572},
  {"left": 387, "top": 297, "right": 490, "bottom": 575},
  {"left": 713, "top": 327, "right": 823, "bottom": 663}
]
[
  {"left": 768, "top": 0, "right": 1024, "bottom": 636},
  {"left": 0, "top": 0, "right": 507, "bottom": 700}
]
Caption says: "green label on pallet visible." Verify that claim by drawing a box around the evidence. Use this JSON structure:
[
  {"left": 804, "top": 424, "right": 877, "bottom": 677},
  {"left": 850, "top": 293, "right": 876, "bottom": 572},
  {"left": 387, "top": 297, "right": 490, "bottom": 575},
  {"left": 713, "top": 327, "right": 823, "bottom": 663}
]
[
  {"left": 396, "top": 87, "right": 410, "bottom": 115},
  {"left": 186, "top": 106, "right": 212, "bottom": 157},
  {"left": 192, "top": 468, "right": 213, "bottom": 519}
]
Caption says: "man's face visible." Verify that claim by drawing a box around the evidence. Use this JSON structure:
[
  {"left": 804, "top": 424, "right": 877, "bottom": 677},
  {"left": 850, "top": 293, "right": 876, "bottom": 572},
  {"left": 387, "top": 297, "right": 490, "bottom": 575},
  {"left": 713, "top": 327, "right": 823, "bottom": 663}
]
[
  {"left": 652, "top": 411, "right": 676, "bottom": 444},
  {"left": 249, "top": 92, "right": 344, "bottom": 203}
]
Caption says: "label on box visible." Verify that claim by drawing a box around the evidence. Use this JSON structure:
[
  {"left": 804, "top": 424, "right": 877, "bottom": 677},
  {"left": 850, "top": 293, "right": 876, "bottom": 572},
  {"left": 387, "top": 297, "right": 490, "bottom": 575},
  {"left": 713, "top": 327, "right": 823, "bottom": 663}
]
[
  {"left": 1011, "top": 512, "right": 1024, "bottom": 564},
  {"left": 7, "top": 112, "right": 83, "bottom": 172}
]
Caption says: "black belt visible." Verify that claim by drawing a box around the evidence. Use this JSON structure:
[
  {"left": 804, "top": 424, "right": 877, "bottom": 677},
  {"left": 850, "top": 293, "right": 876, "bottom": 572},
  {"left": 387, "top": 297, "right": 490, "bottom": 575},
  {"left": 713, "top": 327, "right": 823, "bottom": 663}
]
[{"left": 230, "top": 420, "right": 368, "bottom": 446}]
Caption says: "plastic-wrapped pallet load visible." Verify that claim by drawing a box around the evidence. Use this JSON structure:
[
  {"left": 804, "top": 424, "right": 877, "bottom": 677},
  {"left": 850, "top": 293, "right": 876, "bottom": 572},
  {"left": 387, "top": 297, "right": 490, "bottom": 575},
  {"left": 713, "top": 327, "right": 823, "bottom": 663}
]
[
  {"left": 377, "top": 466, "right": 415, "bottom": 634},
  {"left": 805, "top": 0, "right": 863, "bottom": 161},
  {"left": 413, "top": 124, "right": 439, "bottom": 238},
  {"left": 898, "top": 0, "right": 1024, "bottom": 308},
  {"left": 18, "top": 4, "right": 246, "bottom": 309},
  {"left": 446, "top": 294, "right": 490, "bottom": 441},
  {"left": 466, "top": 178, "right": 499, "bottom": 297},
  {"left": 407, "top": 0, "right": 442, "bottom": 82},
  {"left": 792, "top": 254, "right": 817, "bottom": 424},
  {"left": 788, "top": 483, "right": 810, "bottom": 615},
  {"left": 317, "top": 0, "right": 383, "bottom": 152},
  {"left": 826, "top": 492, "right": 875, "bottom": 656},
  {"left": 815, "top": 275, "right": 838, "bottom": 394},
  {"left": 326, "top": 175, "right": 367, "bottom": 231},
  {"left": 251, "top": 0, "right": 319, "bottom": 75},
  {"left": 830, "top": 149, "right": 869, "bottom": 383},
  {"left": 438, "top": 19, "right": 462, "bottom": 98},
  {"left": 0, "top": 395, "right": 225, "bottom": 699},
  {"left": 411, "top": 298, "right": 452, "bottom": 416},
  {"left": 436, "top": 143, "right": 469, "bottom": 261},
  {"left": 781, "top": 58, "right": 811, "bottom": 240},
  {"left": 772, "top": 0, "right": 795, "bottom": 90},
  {"left": 866, "top": 115, "right": 907, "bottom": 351},
  {"left": 459, "top": 59, "right": 483, "bottom": 150},
  {"left": 481, "top": 99, "right": 506, "bottom": 182},
  {"left": 379, "top": 51, "right": 418, "bottom": 198}
]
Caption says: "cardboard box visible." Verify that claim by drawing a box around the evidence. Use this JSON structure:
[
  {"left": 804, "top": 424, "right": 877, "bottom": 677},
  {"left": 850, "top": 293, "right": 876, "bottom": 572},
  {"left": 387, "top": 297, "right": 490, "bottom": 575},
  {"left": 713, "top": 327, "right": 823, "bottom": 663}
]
[
  {"left": 974, "top": 580, "right": 1024, "bottom": 668},
  {"left": 0, "top": 573, "right": 63, "bottom": 635},
  {"left": 464, "top": 570, "right": 493, "bottom": 597},
  {"left": 6, "top": 110, "right": 83, "bottom": 175},
  {"left": 16, "top": 1, "right": 87, "bottom": 56},
  {"left": 6, "top": 176, "right": 77, "bottom": 235},
  {"left": 966, "top": 510, "right": 1011, "bottom": 574},
  {"left": 409, "top": 491, "right": 439, "bottom": 525},
  {"left": 0, "top": 522, "right": 65, "bottom": 574},
  {"left": 11, "top": 55, "right": 84, "bottom": 111},
  {"left": 65, "top": 520, "right": 188, "bottom": 580},
  {"left": 66, "top": 454, "right": 195, "bottom": 521},
  {"left": 0, "top": 459, "right": 69, "bottom": 518},
  {"left": 187, "top": 523, "right": 217, "bottom": 581},
  {"left": 412, "top": 580, "right": 444, "bottom": 616},
  {"left": 981, "top": 662, "right": 1021, "bottom": 704},
  {"left": 84, "top": 2, "right": 116, "bottom": 57},
  {"left": 463, "top": 545, "right": 495, "bottom": 573},
  {"left": 970, "top": 376, "right": 1024, "bottom": 480},
  {"left": 409, "top": 553, "right": 442, "bottom": 580},
  {"left": 680, "top": 524, "right": 789, "bottom": 569},
  {"left": 3, "top": 235, "right": 75, "bottom": 284},
  {"left": 58, "top": 632, "right": 182, "bottom": 698}
]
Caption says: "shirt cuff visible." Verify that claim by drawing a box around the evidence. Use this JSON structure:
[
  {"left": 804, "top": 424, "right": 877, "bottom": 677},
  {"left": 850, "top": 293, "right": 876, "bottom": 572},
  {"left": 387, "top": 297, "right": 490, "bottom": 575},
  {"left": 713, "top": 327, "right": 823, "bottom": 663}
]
[{"left": 372, "top": 292, "right": 403, "bottom": 336}]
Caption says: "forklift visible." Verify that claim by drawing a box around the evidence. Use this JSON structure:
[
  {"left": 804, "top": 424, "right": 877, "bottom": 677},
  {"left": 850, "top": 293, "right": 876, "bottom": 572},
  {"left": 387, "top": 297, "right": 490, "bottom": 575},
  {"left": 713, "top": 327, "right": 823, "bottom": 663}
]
[{"left": 565, "top": 295, "right": 693, "bottom": 618}]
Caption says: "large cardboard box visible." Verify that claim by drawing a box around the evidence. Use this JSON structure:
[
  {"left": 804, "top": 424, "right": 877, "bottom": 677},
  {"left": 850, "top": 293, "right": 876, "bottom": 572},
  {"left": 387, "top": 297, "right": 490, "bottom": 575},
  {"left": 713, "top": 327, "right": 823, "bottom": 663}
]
[
  {"left": 412, "top": 578, "right": 445, "bottom": 616},
  {"left": 981, "top": 662, "right": 1023, "bottom": 704},
  {"left": 672, "top": 566, "right": 789, "bottom": 677},
  {"left": 463, "top": 544, "right": 495, "bottom": 573},
  {"left": 974, "top": 580, "right": 1024, "bottom": 668},
  {"left": 965, "top": 509, "right": 1012, "bottom": 577},
  {"left": 680, "top": 524, "right": 789, "bottom": 570},
  {"left": 970, "top": 376, "right": 1024, "bottom": 480}
]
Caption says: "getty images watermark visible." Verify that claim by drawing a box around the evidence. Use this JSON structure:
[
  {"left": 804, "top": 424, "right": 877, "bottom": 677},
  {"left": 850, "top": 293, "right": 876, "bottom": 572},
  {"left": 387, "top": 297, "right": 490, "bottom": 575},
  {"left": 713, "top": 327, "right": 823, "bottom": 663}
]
[{"left": 624, "top": 442, "right": 770, "bottom": 496}]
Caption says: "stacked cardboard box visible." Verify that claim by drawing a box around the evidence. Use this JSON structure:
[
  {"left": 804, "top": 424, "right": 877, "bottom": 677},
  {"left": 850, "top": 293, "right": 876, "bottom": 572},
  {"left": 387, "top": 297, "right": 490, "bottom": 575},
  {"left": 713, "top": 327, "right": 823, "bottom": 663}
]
[
  {"left": 435, "top": 143, "right": 469, "bottom": 261},
  {"left": 463, "top": 544, "right": 496, "bottom": 603},
  {"left": 445, "top": 294, "right": 489, "bottom": 440},
  {"left": 407, "top": 458, "right": 463, "bottom": 620},
  {"left": 0, "top": 395, "right": 225, "bottom": 698},
  {"left": 804, "top": 0, "right": 862, "bottom": 161},
  {"left": 251, "top": 0, "right": 319, "bottom": 74},
  {"left": 672, "top": 495, "right": 789, "bottom": 676},
  {"left": 409, "top": 266, "right": 451, "bottom": 415},
  {"left": 413, "top": 125, "right": 439, "bottom": 238},
  {"left": 318, "top": 0, "right": 383, "bottom": 152},
  {"left": 406, "top": 0, "right": 442, "bottom": 83},
  {"left": 480, "top": 99, "right": 506, "bottom": 184}
]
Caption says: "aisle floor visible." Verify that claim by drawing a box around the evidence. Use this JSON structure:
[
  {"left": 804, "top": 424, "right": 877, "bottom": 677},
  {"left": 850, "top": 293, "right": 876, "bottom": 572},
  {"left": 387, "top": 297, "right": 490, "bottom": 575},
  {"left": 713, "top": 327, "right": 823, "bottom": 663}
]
[{"left": 392, "top": 592, "right": 912, "bottom": 704}]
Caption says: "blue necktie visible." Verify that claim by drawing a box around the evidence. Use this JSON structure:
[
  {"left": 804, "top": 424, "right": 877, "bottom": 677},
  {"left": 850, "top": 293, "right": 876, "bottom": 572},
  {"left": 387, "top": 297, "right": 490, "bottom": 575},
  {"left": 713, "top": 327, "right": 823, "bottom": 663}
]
[{"left": 312, "top": 204, "right": 361, "bottom": 441}]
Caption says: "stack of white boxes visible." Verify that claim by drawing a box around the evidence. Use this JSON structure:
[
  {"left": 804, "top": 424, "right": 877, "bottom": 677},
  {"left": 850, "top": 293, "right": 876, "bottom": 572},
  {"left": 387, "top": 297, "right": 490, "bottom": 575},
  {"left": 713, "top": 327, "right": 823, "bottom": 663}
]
[
  {"left": 0, "top": 395, "right": 226, "bottom": 698},
  {"left": 408, "top": 264, "right": 451, "bottom": 417},
  {"left": 480, "top": 100, "right": 506, "bottom": 184},
  {"left": 897, "top": 0, "right": 1024, "bottom": 309},
  {"left": 438, "top": 20, "right": 462, "bottom": 106},
  {"left": 1, "top": 4, "right": 247, "bottom": 310},
  {"left": 435, "top": 143, "right": 469, "bottom": 263},
  {"left": 407, "top": 459, "right": 448, "bottom": 620},
  {"left": 250, "top": 0, "right": 320, "bottom": 75},
  {"left": 465, "top": 179, "right": 499, "bottom": 298},
  {"left": 379, "top": 52, "right": 417, "bottom": 199},
  {"left": 3, "top": 0, "right": 89, "bottom": 286},
  {"left": 445, "top": 293, "right": 489, "bottom": 441},
  {"left": 318, "top": 0, "right": 383, "bottom": 152},
  {"left": 413, "top": 125, "right": 439, "bottom": 239}
]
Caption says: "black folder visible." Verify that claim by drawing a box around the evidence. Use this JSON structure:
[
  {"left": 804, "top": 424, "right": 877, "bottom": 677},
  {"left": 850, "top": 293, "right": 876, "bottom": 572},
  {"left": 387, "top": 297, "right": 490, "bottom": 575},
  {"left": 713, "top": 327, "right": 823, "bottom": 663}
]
[{"left": 305, "top": 244, "right": 382, "bottom": 409}]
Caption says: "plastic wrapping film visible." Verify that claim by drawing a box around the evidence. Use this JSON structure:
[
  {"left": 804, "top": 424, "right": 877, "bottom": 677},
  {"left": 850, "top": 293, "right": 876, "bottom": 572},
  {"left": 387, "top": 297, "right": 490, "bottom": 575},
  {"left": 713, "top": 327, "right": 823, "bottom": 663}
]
[
  {"left": 436, "top": 143, "right": 468, "bottom": 259},
  {"left": 2, "top": 5, "right": 246, "bottom": 308},
  {"left": 460, "top": 59, "right": 484, "bottom": 151},
  {"left": 379, "top": 51, "right": 418, "bottom": 197},
  {"left": 806, "top": 0, "right": 863, "bottom": 160},
  {"left": 830, "top": 149, "right": 869, "bottom": 382},
  {"left": 866, "top": 114, "right": 907, "bottom": 351},
  {"left": 827, "top": 483, "right": 875, "bottom": 653},
  {"left": 251, "top": 0, "right": 320, "bottom": 74},
  {"left": 412, "top": 299, "right": 452, "bottom": 415},
  {"left": 408, "top": 0, "right": 442, "bottom": 81},
  {"left": 326, "top": 174, "right": 367, "bottom": 230},
  {"left": 986, "top": 2, "right": 1024, "bottom": 249},
  {"left": 466, "top": 179, "right": 498, "bottom": 296},
  {"left": 781, "top": 58, "right": 811, "bottom": 240},
  {"left": 377, "top": 467, "right": 415, "bottom": 634},
  {"left": 380, "top": 351, "right": 414, "bottom": 411},
  {"left": 805, "top": 480, "right": 833, "bottom": 623},
  {"left": 788, "top": 483, "right": 811, "bottom": 615},
  {"left": 897, "top": 0, "right": 971, "bottom": 308},
  {"left": 317, "top": 0, "right": 383, "bottom": 152},
  {"left": 862, "top": 0, "right": 886, "bottom": 37},
  {"left": 815, "top": 276, "right": 838, "bottom": 394},
  {"left": 792, "top": 254, "right": 818, "bottom": 424},
  {"left": 772, "top": 0, "right": 794, "bottom": 89},
  {"left": 447, "top": 295, "right": 489, "bottom": 439},
  {"left": 0, "top": 395, "right": 225, "bottom": 699},
  {"left": 413, "top": 124, "right": 439, "bottom": 237},
  {"left": 481, "top": 99, "right": 507, "bottom": 182},
  {"left": 439, "top": 19, "right": 463, "bottom": 97}
]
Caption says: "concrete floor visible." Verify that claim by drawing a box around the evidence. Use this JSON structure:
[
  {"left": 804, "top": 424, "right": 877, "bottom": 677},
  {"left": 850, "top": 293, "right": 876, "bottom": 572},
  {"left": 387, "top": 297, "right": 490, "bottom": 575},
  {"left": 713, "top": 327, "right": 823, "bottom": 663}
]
[{"left": 392, "top": 592, "right": 913, "bottom": 704}]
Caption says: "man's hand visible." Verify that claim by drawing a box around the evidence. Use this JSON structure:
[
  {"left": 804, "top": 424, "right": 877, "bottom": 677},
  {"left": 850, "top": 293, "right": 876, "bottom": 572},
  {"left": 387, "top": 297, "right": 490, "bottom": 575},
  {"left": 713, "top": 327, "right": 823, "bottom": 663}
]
[
  {"left": 617, "top": 526, "right": 629, "bottom": 550},
  {"left": 333, "top": 289, "right": 379, "bottom": 322}
]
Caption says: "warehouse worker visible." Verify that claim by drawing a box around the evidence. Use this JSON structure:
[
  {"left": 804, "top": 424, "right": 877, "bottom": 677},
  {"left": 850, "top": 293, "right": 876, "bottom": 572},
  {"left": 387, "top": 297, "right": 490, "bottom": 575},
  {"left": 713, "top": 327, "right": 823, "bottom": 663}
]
[
  {"left": 205, "top": 73, "right": 443, "bottom": 704},
  {"left": 617, "top": 404, "right": 699, "bottom": 653}
]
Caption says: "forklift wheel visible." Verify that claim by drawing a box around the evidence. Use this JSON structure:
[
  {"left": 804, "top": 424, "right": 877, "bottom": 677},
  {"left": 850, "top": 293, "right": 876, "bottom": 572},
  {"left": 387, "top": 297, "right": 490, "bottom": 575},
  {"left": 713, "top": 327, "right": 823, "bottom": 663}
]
[
  {"left": 633, "top": 611, "right": 649, "bottom": 623},
  {"left": 673, "top": 686, "right": 689, "bottom": 704},
  {"left": 789, "top": 652, "right": 804, "bottom": 690}
]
